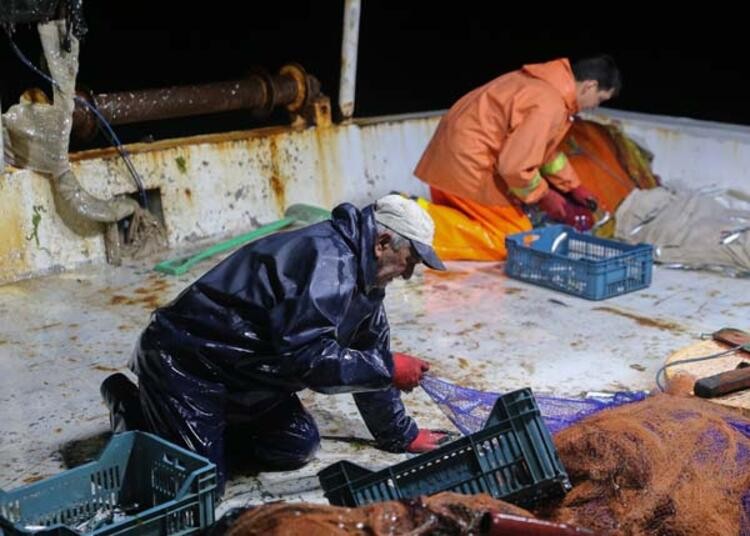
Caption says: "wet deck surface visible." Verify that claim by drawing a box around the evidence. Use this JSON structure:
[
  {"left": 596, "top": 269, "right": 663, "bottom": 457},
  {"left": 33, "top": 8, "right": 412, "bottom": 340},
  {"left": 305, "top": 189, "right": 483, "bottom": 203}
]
[{"left": 1, "top": 253, "right": 748, "bottom": 514}]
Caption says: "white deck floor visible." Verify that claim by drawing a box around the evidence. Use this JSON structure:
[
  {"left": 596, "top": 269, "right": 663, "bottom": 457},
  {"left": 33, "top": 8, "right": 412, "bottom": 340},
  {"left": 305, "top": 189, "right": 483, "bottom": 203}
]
[{"left": 1, "top": 250, "right": 748, "bottom": 514}]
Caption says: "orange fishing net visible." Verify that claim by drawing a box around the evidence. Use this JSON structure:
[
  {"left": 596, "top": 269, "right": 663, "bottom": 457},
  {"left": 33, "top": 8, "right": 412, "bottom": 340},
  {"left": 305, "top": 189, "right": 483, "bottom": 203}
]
[{"left": 542, "top": 392, "right": 750, "bottom": 535}]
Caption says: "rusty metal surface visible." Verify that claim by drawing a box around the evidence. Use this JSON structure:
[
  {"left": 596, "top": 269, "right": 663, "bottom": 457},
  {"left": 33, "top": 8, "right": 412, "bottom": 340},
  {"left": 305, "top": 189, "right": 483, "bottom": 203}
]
[
  {"left": 69, "top": 65, "right": 320, "bottom": 140},
  {"left": 70, "top": 88, "right": 98, "bottom": 143},
  {"left": 278, "top": 63, "right": 317, "bottom": 114},
  {"left": 0, "top": 115, "right": 436, "bottom": 285}
]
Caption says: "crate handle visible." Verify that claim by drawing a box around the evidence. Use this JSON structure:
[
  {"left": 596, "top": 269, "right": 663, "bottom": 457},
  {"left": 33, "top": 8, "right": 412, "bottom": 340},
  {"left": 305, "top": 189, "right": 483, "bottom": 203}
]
[
  {"left": 162, "top": 453, "right": 186, "bottom": 471},
  {"left": 551, "top": 232, "right": 568, "bottom": 253}
]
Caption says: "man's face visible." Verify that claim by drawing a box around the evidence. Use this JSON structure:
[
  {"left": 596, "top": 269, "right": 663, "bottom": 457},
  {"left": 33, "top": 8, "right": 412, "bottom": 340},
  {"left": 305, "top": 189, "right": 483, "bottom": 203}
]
[
  {"left": 374, "top": 233, "right": 420, "bottom": 288},
  {"left": 576, "top": 80, "right": 615, "bottom": 111}
]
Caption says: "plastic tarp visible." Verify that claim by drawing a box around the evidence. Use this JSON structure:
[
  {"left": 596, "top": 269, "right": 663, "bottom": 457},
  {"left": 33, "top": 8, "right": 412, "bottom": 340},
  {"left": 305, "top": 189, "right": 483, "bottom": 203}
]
[{"left": 615, "top": 186, "right": 750, "bottom": 276}]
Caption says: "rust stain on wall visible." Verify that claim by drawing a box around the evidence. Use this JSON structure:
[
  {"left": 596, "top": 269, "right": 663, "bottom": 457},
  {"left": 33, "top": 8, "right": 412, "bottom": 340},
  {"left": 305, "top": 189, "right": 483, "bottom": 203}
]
[
  {"left": 69, "top": 124, "right": 304, "bottom": 162},
  {"left": 313, "top": 126, "right": 345, "bottom": 207},
  {"left": 269, "top": 175, "right": 286, "bottom": 212},
  {"left": 0, "top": 177, "right": 30, "bottom": 280},
  {"left": 267, "top": 136, "right": 288, "bottom": 213}
]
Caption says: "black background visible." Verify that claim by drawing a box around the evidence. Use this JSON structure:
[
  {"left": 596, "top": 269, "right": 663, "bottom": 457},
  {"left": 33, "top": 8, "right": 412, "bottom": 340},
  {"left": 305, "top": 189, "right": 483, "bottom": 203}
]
[{"left": 2, "top": 2, "right": 747, "bottom": 145}]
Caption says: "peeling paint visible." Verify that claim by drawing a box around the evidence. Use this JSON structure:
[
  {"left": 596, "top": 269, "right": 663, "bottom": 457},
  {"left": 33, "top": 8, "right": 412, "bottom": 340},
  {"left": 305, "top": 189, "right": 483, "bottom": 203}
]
[
  {"left": 4, "top": 118, "right": 438, "bottom": 283},
  {"left": 0, "top": 175, "right": 30, "bottom": 280},
  {"left": 175, "top": 155, "right": 187, "bottom": 174},
  {"left": 25, "top": 205, "right": 46, "bottom": 247}
]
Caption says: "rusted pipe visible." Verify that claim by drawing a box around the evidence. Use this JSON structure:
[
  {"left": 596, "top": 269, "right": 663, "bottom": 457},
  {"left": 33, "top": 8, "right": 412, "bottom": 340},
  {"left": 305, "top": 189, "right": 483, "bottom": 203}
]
[{"left": 70, "top": 64, "right": 320, "bottom": 141}]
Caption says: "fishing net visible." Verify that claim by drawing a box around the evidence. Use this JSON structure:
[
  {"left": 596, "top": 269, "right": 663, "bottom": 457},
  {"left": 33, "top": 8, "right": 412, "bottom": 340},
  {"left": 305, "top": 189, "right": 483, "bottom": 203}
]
[{"left": 421, "top": 374, "right": 750, "bottom": 535}]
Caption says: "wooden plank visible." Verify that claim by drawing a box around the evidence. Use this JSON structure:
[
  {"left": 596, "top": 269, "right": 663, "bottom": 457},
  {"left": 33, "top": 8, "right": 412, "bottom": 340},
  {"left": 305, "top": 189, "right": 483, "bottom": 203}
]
[{"left": 665, "top": 339, "right": 750, "bottom": 416}]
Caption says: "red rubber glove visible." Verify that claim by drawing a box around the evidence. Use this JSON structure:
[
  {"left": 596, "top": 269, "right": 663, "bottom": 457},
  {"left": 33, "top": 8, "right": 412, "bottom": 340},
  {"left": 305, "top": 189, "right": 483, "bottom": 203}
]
[
  {"left": 563, "top": 204, "right": 595, "bottom": 231},
  {"left": 392, "top": 352, "right": 430, "bottom": 391},
  {"left": 536, "top": 189, "right": 568, "bottom": 222},
  {"left": 406, "top": 429, "right": 450, "bottom": 453},
  {"left": 568, "top": 185, "right": 599, "bottom": 212}
]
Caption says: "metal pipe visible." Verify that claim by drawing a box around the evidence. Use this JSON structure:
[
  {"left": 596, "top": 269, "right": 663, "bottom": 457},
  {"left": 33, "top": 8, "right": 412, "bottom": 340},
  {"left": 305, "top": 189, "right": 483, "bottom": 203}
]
[
  {"left": 338, "top": 0, "right": 361, "bottom": 120},
  {"left": 70, "top": 65, "right": 320, "bottom": 141},
  {"left": 96, "top": 77, "right": 297, "bottom": 124}
]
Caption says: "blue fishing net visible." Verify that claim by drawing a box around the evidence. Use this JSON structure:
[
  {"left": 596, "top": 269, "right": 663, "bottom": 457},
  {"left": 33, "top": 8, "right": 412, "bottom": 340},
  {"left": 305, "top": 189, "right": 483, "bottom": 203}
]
[{"left": 420, "top": 374, "right": 647, "bottom": 435}]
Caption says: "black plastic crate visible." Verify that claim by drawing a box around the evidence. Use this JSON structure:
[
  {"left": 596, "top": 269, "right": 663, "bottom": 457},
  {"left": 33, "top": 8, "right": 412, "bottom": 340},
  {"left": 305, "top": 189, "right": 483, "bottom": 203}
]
[
  {"left": 0, "top": 432, "right": 216, "bottom": 535},
  {"left": 318, "top": 388, "right": 571, "bottom": 508}
]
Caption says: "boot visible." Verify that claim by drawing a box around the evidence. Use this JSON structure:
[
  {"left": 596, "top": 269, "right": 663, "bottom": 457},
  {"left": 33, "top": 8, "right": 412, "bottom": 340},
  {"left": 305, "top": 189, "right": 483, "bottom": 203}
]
[{"left": 100, "top": 373, "right": 146, "bottom": 433}]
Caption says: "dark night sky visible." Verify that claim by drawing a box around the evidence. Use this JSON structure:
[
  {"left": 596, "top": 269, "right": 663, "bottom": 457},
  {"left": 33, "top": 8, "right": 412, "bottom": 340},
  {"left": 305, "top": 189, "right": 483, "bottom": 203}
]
[{"left": 1, "top": 2, "right": 747, "bottom": 145}]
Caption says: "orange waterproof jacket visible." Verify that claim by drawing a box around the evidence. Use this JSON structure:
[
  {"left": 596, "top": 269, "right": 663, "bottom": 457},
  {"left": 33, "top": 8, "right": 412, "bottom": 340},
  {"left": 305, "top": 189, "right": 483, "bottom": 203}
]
[{"left": 414, "top": 59, "right": 581, "bottom": 206}]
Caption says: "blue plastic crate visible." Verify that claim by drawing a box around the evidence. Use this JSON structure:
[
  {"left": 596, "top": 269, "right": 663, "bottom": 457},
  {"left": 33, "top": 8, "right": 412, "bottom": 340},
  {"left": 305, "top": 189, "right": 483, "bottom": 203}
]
[
  {"left": 318, "top": 388, "right": 571, "bottom": 508},
  {"left": 0, "top": 432, "right": 216, "bottom": 535},
  {"left": 505, "top": 225, "right": 653, "bottom": 300}
]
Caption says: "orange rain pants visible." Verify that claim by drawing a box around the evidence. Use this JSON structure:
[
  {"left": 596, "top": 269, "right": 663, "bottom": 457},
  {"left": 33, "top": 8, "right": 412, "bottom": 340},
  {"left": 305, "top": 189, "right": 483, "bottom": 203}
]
[{"left": 419, "top": 187, "right": 531, "bottom": 261}]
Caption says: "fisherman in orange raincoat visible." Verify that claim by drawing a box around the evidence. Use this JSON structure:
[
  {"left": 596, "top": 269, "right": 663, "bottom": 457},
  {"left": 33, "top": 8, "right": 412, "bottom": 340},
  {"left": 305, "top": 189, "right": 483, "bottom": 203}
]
[{"left": 414, "top": 55, "right": 621, "bottom": 260}]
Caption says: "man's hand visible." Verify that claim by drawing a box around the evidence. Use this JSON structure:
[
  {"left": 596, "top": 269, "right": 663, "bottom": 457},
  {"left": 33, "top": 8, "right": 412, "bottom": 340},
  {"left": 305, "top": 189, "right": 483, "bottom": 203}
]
[
  {"left": 406, "top": 429, "right": 450, "bottom": 453},
  {"left": 536, "top": 188, "right": 595, "bottom": 231},
  {"left": 536, "top": 189, "right": 568, "bottom": 222},
  {"left": 568, "top": 185, "right": 599, "bottom": 212},
  {"left": 393, "top": 352, "right": 430, "bottom": 391}
]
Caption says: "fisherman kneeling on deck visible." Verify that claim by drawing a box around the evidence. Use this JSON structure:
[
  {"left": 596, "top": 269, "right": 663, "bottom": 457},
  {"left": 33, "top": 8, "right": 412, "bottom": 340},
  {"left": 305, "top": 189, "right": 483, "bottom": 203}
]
[{"left": 101, "top": 194, "right": 449, "bottom": 492}]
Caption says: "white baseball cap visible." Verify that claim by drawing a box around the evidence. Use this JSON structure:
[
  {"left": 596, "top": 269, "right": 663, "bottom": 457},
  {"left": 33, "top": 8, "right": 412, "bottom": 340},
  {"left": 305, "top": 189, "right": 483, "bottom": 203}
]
[{"left": 374, "top": 194, "right": 446, "bottom": 271}]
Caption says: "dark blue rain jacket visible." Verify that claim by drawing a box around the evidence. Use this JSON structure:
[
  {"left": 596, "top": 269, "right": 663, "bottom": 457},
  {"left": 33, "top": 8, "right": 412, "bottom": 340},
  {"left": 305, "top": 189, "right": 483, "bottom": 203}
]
[{"left": 131, "top": 202, "right": 417, "bottom": 453}]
